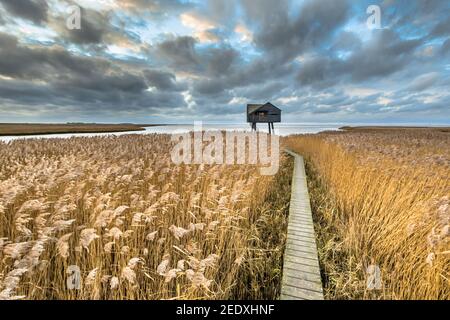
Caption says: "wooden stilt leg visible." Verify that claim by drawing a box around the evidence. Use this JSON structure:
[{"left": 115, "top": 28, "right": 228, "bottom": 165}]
[{"left": 268, "top": 123, "right": 271, "bottom": 135}]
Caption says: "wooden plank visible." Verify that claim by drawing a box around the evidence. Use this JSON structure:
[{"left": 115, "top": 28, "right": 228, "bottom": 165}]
[
  {"left": 284, "top": 254, "right": 320, "bottom": 268},
  {"left": 287, "top": 234, "right": 317, "bottom": 244},
  {"left": 283, "top": 267, "right": 323, "bottom": 283},
  {"left": 282, "top": 285, "right": 324, "bottom": 300},
  {"left": 284, "top": 249, "right": 320, "bottom": 263},
  {"left": 280, "top": 149, "right": 324, "bottom": 300},
  {"left": 282, "top": 275, "right": 323, "bottom": 293},
  {"left": 283, "top": 262, "right": 321, "bottom": 278}
]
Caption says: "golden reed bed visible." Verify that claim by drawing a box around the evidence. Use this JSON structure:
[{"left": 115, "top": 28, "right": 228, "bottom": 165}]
[
  {"left": 1, "top": 128, "right": 448, "bottom": 300},
  {"left": 285, "top": 128, "right": 449, "bottom": 299},
  {"left": 0, "top": 134, "right": 291, "bottom": 300}
]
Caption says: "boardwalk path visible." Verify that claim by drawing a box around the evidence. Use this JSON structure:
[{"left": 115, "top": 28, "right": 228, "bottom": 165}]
[{"left": 280, "top": 150, "right": 324, "bottom": 300}]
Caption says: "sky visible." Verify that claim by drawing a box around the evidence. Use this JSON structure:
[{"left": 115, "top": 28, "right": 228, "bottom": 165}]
[{"left": 0, "top": 0, "right": 449, "bottom": 124}]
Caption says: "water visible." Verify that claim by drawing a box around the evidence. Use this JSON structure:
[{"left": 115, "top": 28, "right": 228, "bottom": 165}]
[{"left": 0, "top": 123, "right": 342, "bottom": 143}]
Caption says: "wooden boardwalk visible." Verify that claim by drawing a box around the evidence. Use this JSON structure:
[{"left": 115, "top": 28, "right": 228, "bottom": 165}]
[{"left": 280, "top": 150, "right": 324, "bottom": 300}]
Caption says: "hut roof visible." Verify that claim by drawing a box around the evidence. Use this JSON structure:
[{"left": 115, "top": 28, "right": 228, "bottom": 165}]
[
  {"left": 247, "top": 104, "right": 262, "bottom": 114},
  {"left": 247, "top": 102, "right": 281, "bottom": 115}
]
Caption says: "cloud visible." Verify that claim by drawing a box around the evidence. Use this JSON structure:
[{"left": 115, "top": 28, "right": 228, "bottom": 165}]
[
  {"left": 118, "top": 0, "right": 192, "bottom": 14},
  {"left": 204, "top": 47, "right": 238, "bottom": 76},
  {"left": 180, "top": 11, "right": 224, "bottom": 43},
  {"left": 48, "top": 5, "right": 130, "bottom": 46},
  {"left": 181, "top": 11, "right": 216, "bottom": 31},
  {"left": 441, "top": 38, "right": 450, "bottom": 55},
  {"left": 297, "top": 56, "right": 332, "bottom": 87},
  {"left": 143, "top": 69, "right": 185, "bottom": 91},
  {"left": 297, "top": 29, "right": 422, "bottom": 87},
  {"left": 428, "top": 17, "right": 450, "bottom": 39},
  {"left": 407, "top": 72, "right": 440, "bottom": 92},
  {"left": 206, "top": 0, "right": 237, "bottom": 25},
  {"left": 345, "top": 29, "right": 421, "bottom": 81},
  {"left": 0, "top": 32, "right": 113, "bottom": 80},
  {"left": 0, "top": 0, "right": 448, "bottom": 123},
  {"left": 276, "top": 96, "right": 299, "bottom": 104},
  {"left": 0, "top": 32, "right": 189, "bottom": 118},
  {"left": 234, "top": 23, "right": 252, "bottom": 42},
  {"left": 0, "top": 0, "right": 48, "bottom": 24},
  {"left": 156, "top": 36, "right": 199, "bottom": 71},
  {"left": 228, "top": 96, "right": 246, "bottom": 105},
  {"left": 193, "top": 79, "right": 225, "bottom": 96},
  {"left": 195, "top": 30, "right": 220, "bottom": 43},
  {"left": 57, "top": 7, "right": 109, "bottom": 44},
  {"left": 241, "top": 0, "right": 350, "bottom": 61},
  {"left": 331, "top": 31, "right": 362, "bottom": 52}
]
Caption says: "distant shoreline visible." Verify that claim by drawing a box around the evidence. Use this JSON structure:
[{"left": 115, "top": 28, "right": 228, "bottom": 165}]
[
  {"left": 0, "top": 123, "right": 169, "bottom": 136},
  {"left": 2, "top": 123, "right": 449, "bottom": 137},
  {"left": 340, "top": 126, "right": 450, "bottom": 132}
]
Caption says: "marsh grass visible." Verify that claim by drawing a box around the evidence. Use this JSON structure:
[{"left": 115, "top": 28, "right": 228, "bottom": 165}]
[
  {"left": 0, "top": 123, "right": 147, "bottom": 136},
  {"left": 285, "top": 129, "right": 449, "bottom": 299},
  {"left": 0, "top": 133, "right": 290, "bottom": 300}
]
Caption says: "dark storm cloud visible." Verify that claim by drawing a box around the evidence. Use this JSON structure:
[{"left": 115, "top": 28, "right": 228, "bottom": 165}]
[
  {"left": 0, "top": 32, "right": 110, "bottom": 80},
  {"left": 297, "top": 29, "right": 422, "bottom": 87},
  {"left": 156, "top": 35, "right": 240, "bottom": 78},
  {"left": 241, "top": 0, "right": 350, "bottom": 61},
  {"left": 331, "top": 31, "right": 362, "bottom": 52},
  {"left": 345, "top": 29, "right": 421, "bottom": 81},
  {"left": 0, "top": 32, "right": 187, "bottom": 116},
  {"left": 192, "top": 55, "right": 294, "bottom": 97},
  {"left": 234, "top": 81, "right": 287, "bottom": 101},
  {"left": 58, "top": 72, "right": 147, "bottom": 93},
  {"left": 0, "top": 77, "right": 187, "bottom": 116},
  {"left": 0, "top": 0, "right": 48, "bottom": 24},
  {"left": 50, "top": 5, "right": 121, "bottom": 46},
  {"left": 0, "top": 87, "right": 187, "bottom": 121},
  {"left": 142, "top": 69, "right": 185, "bottom": 91},
  {"left": 41, "top": 1, "right": 144, "bottom": 49},
  {"left": 62, "top": 8, "right": 109, "bottom": 45},
  {"left": 204, "top": 47, "right": 238, "bottom": 76},
  {"left": 297, "top": 56, "right": 332, "bottom": 87},
  {"left": 0, "top": 79, "right": 54, "bottom": 105},
  {"left": 193, "top": 79, "right": 224, "bottom": 96},
  {"left": 156, "top": 36, "right": 199, "bottom": 71}
]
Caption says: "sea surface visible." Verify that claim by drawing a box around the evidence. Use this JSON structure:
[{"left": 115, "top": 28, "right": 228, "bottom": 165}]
[{"left": 0, "top": 123, "right": 342, "bottom": 143}]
